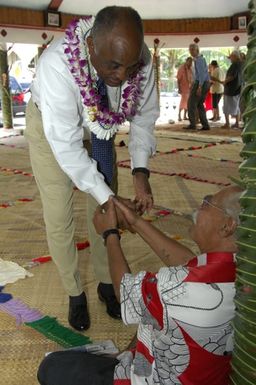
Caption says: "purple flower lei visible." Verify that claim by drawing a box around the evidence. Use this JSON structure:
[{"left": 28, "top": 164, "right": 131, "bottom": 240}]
[{"left": 64, "top": 18, "right": 144, "bottom": 129}]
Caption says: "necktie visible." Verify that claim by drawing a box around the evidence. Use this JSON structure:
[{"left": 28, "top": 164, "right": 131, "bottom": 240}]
[{"left": 91, "top": 78, "right": 113, "bottom": 186}]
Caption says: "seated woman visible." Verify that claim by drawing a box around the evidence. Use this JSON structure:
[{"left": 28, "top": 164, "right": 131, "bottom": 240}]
[{"left": 38, "top": 185, "right": 242, "bottom": 385}]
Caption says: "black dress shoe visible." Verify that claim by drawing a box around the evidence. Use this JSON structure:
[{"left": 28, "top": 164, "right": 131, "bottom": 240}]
[
  {"left": 68, "top": 292, "right": 90, "bottom": 331},
  {"left": 201, "top": 126, "right": 210, "bottom": 131},
  {"left": 97, "top": 283, "right": 121, "bottom": 319}
]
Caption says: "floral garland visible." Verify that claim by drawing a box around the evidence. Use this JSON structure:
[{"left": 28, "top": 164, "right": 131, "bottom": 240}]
[{"left": 64, "top": 17, "right": 144, "bottom": 140}]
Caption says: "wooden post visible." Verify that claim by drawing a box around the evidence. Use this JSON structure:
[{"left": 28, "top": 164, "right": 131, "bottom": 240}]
[
  {"left": 0, "top": 46, "right": 13, "bottom": 128},
  {"left": 153, "top": 38, "right": 161, "bottom": 101}
]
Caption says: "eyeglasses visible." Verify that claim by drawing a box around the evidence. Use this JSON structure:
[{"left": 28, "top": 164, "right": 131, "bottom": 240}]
[{"left": 200, "top": 195, "right": 227, "bottom": 215}]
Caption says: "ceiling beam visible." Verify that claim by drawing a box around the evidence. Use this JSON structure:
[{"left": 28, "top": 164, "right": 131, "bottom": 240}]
[
  {"left": 0, "top": 6, "right": 248, "bottom": 34},
  {"left": 47, "top": 0, "right": 63, "bottom": 11}
]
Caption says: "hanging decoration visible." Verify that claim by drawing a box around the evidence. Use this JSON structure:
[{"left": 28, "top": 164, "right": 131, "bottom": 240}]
[
  {"left": 153, "top": 38, "right": 161, "bottom": 100},
  {"left": 38, "top": 35, "right": 54, "bottom": 57},
  {"left": 0, "top": 29, "right": 7, "bottom": 37}
]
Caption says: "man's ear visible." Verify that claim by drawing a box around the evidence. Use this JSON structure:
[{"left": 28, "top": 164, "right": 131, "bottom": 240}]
[
  {"left": 86, "top": 36, "right": 94, "bottom": 55},
  {"left": 220, "top": 217, "right": 237, "bottom": 238}
]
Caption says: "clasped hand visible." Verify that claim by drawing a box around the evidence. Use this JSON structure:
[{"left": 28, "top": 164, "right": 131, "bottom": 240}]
[{"left": 93, "top": 196, "right": 139, "bottom": 236}]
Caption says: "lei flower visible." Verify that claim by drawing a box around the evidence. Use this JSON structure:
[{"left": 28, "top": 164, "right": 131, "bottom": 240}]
[{"left": 64, "top": 17, "right": 144, "bottom": 140}]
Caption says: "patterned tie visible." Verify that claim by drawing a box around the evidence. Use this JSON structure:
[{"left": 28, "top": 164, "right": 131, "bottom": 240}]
[{"left": 91, "top": 78, "right": 114, "bottom": 186}]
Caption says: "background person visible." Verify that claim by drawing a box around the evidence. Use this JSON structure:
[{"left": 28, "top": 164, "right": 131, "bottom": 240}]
[
  {"left": 37, "top": 185, "right": 242, "bottom": 385},
  {"left": 209, "top": 60, "right": 224, "bottom": 121},
  {"left": 184, "top": 43, "right": 210, "bottom": 131},
  {"left": 221, "top": 50, "right": 242, "bottom": 129},
  {"left": 176, "top": 57, "right": 193, "bottom": 121},
  {"left": 25, "top": 6, "right": 159, "bottom": 331}
]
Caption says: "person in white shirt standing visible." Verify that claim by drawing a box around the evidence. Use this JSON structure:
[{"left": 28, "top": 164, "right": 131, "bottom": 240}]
[
  {"left": 209, "top": 60, "right": 224, "bottom": 121},
  {"left": 25, "top": 6, "right": 159, "bottom": 331}
]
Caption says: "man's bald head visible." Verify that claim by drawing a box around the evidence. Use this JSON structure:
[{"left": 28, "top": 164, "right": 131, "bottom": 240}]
[
  {"left": 91, "top": 6, "right": 144, "bottom": 46},
  {"left": 87, "top": 6, "right": 144, "bottom": 86}
]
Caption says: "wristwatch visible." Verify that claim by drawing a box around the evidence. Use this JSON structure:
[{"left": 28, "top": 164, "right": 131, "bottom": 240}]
[
  {"left": 132, "top": 167, "right": 150, "bottom": 178},
  {"left": 102, "top": 228, "right": 121, "bottom": 246}
]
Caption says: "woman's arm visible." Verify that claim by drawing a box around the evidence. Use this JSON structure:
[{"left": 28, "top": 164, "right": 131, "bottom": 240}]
[
  {"left": 93, "top": 200, "right": 130, "bottom": 302},
  {"left": 113, "top": 198, "right": 194, "bottom": 266}
]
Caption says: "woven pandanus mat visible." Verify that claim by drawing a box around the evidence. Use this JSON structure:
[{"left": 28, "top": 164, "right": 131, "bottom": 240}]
[
  {"left": 0, "top": 130, "right": 240, "bottom": 385},
  {"left": 0, "top": 312, "right": 60, "bottom": 385},
  {"left": 119, "top": 151, "right": 240, "bottom": 186},
  {"left": 155, "top": 122, "right": 243, "bottom": 137},
  {"left": 118, "top": 167, "right": 221, "bottom": 214},
  {"left": 0, "top": 134, "right": 27, "bottom": 148},
  {"left": 186, "top": 141, "right": 242, "bottom": 162},
  {"left": 115, "top": 131, "right": 231, "bottom": 160}
]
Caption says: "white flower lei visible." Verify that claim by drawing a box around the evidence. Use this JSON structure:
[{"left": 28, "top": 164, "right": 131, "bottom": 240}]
[{"left": 64, "top": 17, "right": 144, "bottom": 140}]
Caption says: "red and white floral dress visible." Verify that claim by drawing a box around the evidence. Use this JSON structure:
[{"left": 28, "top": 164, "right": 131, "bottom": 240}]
[{"left": 114, "top": 252, "right": 236, "bottom": 385}]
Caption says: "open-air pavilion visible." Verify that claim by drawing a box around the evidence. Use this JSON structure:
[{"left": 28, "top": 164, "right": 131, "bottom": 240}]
[{"left": 0, "top": 1, "right": 252, "bottom": 385}]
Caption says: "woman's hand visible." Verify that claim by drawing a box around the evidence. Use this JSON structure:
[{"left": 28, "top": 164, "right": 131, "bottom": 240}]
[
  {"left": 94, "top": 196, "right": 137, "bottom": 234},
  {"left": 93, "top": 197, "right": 118, "bottom": 235}
]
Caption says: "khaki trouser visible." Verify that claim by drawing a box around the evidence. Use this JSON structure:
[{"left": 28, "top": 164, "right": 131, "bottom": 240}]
[{"left": 25, "top": 99, "right": 117, "bottom": 296}]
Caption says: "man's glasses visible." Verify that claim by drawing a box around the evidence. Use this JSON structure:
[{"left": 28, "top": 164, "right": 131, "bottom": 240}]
[{"left": 200, "top": 195, "right": 227, "bottom": 215}]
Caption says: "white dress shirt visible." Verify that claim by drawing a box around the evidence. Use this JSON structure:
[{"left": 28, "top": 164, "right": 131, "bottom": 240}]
[{"left": 30, "top": 34, "right": 159, "bottom": 205}]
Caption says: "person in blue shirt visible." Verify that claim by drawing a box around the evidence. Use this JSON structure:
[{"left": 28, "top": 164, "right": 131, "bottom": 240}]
[{"left": 184, "top": 43, "right": 210, "bottom": 131}]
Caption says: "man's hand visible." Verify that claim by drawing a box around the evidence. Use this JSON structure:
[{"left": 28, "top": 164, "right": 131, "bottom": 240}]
[
  {"left": 93, "top": 197, "right": 118, "bottom": 235},
  {"left": 133, "top": 172, "right": 153, "bottom": 214},
  {"left": 113, "top": 197, "right": 140, "bottom": 228},
  {"left": 115, "top": 196, "right": 136, "bottom": 232},
  {"left": 117, "top": 196, "right": 136, "bottom": 211},
  {"left": 99, "top": 196, "right": 136, "bottom": 233}
]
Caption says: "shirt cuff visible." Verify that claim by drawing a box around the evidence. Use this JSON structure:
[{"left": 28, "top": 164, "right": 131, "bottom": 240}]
[
  {"left": 130, "top": 152, "right": 149, "bottom": 170},
  {"left": 88, "top": 181, "right": 114, "bottom": 205}
]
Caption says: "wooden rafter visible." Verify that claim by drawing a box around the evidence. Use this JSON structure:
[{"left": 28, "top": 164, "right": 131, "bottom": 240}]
[{"left": 47, "top": 0, "right": 63, "bottom": 11}]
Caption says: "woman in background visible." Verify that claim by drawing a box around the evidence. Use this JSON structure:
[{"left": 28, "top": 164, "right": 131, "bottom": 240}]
[{"left": 177, "top": 57, "right": 193, "bottom": 121}]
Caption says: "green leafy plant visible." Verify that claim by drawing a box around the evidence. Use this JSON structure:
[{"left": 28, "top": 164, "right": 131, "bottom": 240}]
[{"left": 230, "top": 1, "right": 256, "bottom": 384}]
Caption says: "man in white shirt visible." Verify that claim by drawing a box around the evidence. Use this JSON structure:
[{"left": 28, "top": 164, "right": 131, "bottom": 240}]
[{"left": 25, "top": 6, "right": 159, "bottom": 331}]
